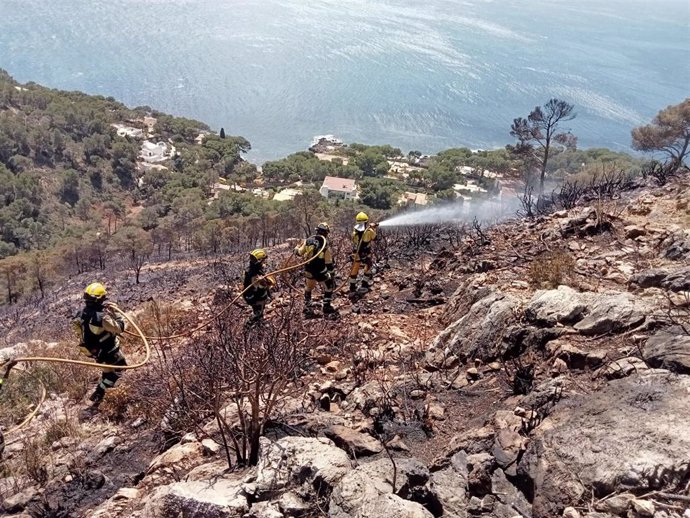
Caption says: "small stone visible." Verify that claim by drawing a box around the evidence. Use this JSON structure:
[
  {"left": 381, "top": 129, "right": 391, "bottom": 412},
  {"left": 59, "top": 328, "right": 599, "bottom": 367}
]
[
  {"left": 180, "top": 432, "right": 197, "bottom": 444},
  {"left": 335, "top": 369, "right": 349, "bottom": 381},
  {"left": 451, "top": 375, "right": 469, "bottom": 389},
  {"left": 551, "top": 358, "right": 568, "bottom": 375},
  {"left": 630, "top": 499, "right": 654, "bottom": 517},
  {"left": 563, "top": 507, "right": 581, "bottom": 518},
  {"left": 410, "top": 389, "right": 426, "bottom": 399},
  {"left": 95, "top": 435, "right": 120, "bottom": 455},
  {"left": 201, "top": 438, "right": 220, "bottom": 455},
  {"left": 386, "top": 435, "right": 410, "bottom": 452},
  {"left": 486, "top": 361, "right": 502, "bottom": 372},
  {"left": 325, "top": 360, "right": 341, "bottom": 373},
  {"left": 466, "top": 367, "right": 480, "bottom": 380},
  {"left": 426, "top": 401, "right": 445, "bottom": 420},
  {"left": 113, "top": 487, "right": 140, "bottom": 501},
  {"left": 595, "top": 492, "right": 634, "bottom": 515}
]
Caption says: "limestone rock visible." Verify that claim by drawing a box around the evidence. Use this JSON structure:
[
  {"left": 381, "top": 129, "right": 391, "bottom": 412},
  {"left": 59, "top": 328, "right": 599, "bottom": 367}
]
[
  {"left": 526, "top": 285, "right": 589, "bottom": 325},
  {"left": 255, "top": 437, "right": 352, "bottom": 495},
  {"left": 594, "top": 492, "right": 634, "bottom": 515},
  {"left": 491, "top": 429, "right": 526, "bottom": 476},
  {"left": 630, "top": 499, "right": 654, "bottom": 517},
  {"left": 434, "top": 289, "right": 519, "bottom": 362},
  {"left": 563, "top": 507, "right": 582, "bottom": 518},
  {"left": 2, "top": 487, "right": 36, "bottom": 513},
  {"left": 520, "top": 372, "right": 690, "bottom": 518},
  {"left": 324, "top": 425, "right": 383, "bottom": 457},
  {"left": 142, "top": 479, "right": 248, "bottom": 518},
  {"left": 573, "top": 292, "right": 647, "bottom": 335},
  {"left": 603, "top": 357, "right": 649, "bottom": 379},
  {"left": 277, "top": 491, "right": 310, "bottom": 515},
  {"left": 144, "top": 441, "right": 205, "bottom": 486},
  {"left": 644, "top": 328, "right": 690, "bottom": 374},
  {"left": 329, "top": 458, "right": 433, "bottom": 518},
  {"left": 430, "top": 451, "right": 468, "bottom": 518},
  {"left": 491, "top": 468, "right": 531, "bottom": 518}
]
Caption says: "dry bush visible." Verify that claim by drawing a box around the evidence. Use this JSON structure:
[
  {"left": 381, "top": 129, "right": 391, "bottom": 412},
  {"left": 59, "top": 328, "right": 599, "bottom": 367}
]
[
  {"left": 528, "top": 250, "right": 575, "bottom": 289},
  {"left": 19, "top": 436, "right": 50, "bottom": 486},
  {"left": 150, "top": 295, "right": 327, "bottom": 467}
]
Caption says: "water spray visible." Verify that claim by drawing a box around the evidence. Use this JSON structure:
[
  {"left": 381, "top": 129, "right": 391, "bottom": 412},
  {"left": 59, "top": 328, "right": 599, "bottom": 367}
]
[{"left": 378, "top": 197, "right": 519, "bottom": 227}]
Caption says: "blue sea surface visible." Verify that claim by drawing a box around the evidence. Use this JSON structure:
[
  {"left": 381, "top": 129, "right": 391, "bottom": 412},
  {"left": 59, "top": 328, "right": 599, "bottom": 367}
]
[{"left": 0, "top": 0, "right": 688, "bottom": 163}]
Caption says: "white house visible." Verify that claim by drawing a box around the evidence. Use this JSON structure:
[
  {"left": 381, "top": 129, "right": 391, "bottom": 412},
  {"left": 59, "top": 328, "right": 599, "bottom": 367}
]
[
  {"left": 140, "top": 140, "right": 171, "bottom": 163},
  {"left": 319, "top": 176, "right": 358, "bottom": 201}
]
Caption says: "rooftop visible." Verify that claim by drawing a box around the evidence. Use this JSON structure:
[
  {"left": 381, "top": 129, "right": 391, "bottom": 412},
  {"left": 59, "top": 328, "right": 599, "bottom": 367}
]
[{"left": 321, "top": 176, "right": 357, "bottom": 192}]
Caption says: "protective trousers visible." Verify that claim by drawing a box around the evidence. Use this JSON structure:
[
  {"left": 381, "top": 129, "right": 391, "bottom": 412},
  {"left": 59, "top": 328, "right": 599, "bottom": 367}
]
[
  {"left": 349, "top": 253, "right": 374, "bottom": 291},
  {"left": 93, "top": 348, "right": 127, "bottom": 400},
  {"left": 304, "top": 272, "right": 336, "bottom": 312}
]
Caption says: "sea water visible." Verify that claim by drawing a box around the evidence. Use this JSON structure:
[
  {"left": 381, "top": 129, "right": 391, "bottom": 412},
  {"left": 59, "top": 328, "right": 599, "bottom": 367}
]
[{"left": 0, "top": 0, "right": 687, "bottom": 163}]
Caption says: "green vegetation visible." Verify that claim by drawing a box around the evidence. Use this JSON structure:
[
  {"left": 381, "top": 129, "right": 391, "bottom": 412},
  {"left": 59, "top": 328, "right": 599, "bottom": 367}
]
[
  {"left": 632, "top": 98, "right": 690, "bottom": 168},
  {"left": 0, "top": 71, "right": 657, "bottom": 305}
]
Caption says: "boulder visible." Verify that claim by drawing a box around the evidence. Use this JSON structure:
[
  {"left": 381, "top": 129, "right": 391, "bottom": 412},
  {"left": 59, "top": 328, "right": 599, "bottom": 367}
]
[
  {"left": 143, "top": 441, "right": 205, "bottom": 487},
  {"left": 573, "top": 292, "right": 647, "bottom": 335},
  {"left": 2, "top": 487, "right": 36, "bottom": 513},
  {"left": 430, "top": 451, "right": 468, "bottom": 518},
  {"left": 526, "top": 285, "right": 589, "bottom": 325},
  {"left": 519, "top": 372, "right": 690, "bottom": 518},
  {"left": 491, "top": 429, "right": 526, "bottom": 476},
  {"left": 603, "top": 357, "right": 649, "bottom": 379},
  {"left": 255, "top": 437, "right": 352, "bottom": 495},
  {"left": 324, "top": 425, "right": 383, "bottom": 457},
  {"left": 142, "top": 479, "right": 248, "bottom": 518},
  {"left": 594, "top": 492, "right": 634, "bottom": 515},
  {"left": 661, "top": 229, "right": 690, "bottom": 260},
  {"left": 629, "top": 266, "right": 690, "bottom": 291},
  {"left": 329, "top": 458, "right": 433, "bottom": 518},
  {"left": 434, "top": 289, "right": 520, "bottom": 362},
  {"left": 491, "top": 468, "right": 531, "bottom": 518},
  {"left": 644, "top": 328, "right": 690, "bottom": 374}
]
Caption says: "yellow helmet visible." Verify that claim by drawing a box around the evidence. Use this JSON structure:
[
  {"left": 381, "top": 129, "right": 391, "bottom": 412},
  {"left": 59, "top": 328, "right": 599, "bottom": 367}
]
[
  {"left": 250, "top": 248, "right": 267, "bottom": 262},
  {"left": 356, "top": 212, "right": 369, "bottom": 223},
  {"left": 315, "top": 222, "right": 330, "bottom": 235},
  {"left": 84, "top": 282, "right": 107, "bottom": 302}
]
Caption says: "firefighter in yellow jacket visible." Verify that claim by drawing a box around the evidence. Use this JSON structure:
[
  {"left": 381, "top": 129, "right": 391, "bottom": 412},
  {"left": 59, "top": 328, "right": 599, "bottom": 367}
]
[
  {"left": 294, "top": 223, "right": 337, "bottom": 316},
  {"left": 243, "top": 249, "right": 275, "bottom": 326},
  {"left": 349, "top": 212, "right": 377, "bottom": 294},
  {"left": 72, "top": 283, "right": 127, "bottom": 408}
]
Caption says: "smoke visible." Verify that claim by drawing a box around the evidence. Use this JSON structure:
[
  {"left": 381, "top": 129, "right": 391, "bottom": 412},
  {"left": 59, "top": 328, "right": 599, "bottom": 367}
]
[{"left": 379, "top": 197, "right": 521, "bottom": 227}]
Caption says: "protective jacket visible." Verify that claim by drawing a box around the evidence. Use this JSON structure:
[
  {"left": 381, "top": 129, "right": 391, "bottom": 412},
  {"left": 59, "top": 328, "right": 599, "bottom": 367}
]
[
  {"left": 296, "top": 235, "right": 334, "bottom": 276},
  {"left": 352, "top": 226, "right": 377, "bottom": 257},
  {"left": 243, "top": 262, "right": 270, "bottom": 302},
  {"left": 75, "top": 305, "right": 125, "bottom": 359}
]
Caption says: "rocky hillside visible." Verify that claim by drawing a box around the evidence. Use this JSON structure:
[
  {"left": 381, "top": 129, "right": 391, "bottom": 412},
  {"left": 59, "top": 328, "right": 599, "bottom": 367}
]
[{"left": 1, "top": 173, "right": 689, "bottom": 518}]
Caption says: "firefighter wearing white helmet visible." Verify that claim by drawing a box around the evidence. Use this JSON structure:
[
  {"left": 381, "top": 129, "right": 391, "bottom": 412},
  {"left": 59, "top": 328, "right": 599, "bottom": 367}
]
[
  {"left": 72, "top": 282, "right": 127, "bottom": 408},
  {"left": 350, "top": 212, "right": 378, "bottom": 294},
  {"left": 294, "top": 223, "right": 337, "bottom": 316},
  {"left": 243, "top": 249, "right": 275, "bottom": 326}
]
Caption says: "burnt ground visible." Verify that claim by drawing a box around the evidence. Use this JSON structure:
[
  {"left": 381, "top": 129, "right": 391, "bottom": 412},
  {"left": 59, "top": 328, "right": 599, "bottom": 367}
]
[{"left": 2, "top": 173, "right": 689, "bottom": 517}]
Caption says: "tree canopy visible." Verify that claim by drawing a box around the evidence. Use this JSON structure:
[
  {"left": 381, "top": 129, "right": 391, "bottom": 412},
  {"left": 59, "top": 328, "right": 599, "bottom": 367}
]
[
  {"left": 632, "top": 98, "right": 690, "bottom": 169},
  {"left": 509, "top": 98, "right": 577, "bottom": 192}
]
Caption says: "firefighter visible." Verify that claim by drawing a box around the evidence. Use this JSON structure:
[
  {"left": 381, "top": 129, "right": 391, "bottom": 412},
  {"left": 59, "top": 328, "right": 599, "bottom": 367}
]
[
  {"left": 349, "top": 212, "right": 378, "bottom": 294},
  {"left": 243, "top": 248, "right": 274, "bottom": 326},
  {"left": 294, "top": 223, "right": 337, "bottom": 316},
  {"left": 72, "top": 283, "right": 127, "bottom": 408}
]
